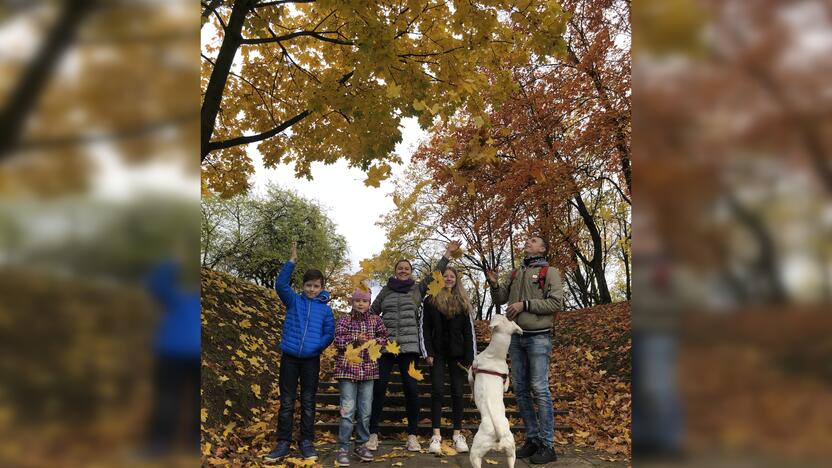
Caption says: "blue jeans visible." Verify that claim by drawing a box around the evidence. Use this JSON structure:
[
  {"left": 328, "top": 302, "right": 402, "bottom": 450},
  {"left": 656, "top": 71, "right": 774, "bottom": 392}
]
[
  {"left": 632, "top": 332, "right": 683, "bottom": 452},
  {"left": 338, "top": 379, "right": 374, "bottom": 450},
  {"left": 509, "top": 333, "right": 555, "bottom": 448}
]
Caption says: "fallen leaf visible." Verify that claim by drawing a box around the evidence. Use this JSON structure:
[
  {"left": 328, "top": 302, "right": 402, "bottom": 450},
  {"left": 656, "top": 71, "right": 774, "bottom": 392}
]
[
  {"left": 485, "top": 459, "right": 498, "bottom": 464},
  {"left": 407, "top": 361, "right": 424, "bottom": 381},
  {"left": 251, "top": 383, "right": 261, "bottom": 398}
]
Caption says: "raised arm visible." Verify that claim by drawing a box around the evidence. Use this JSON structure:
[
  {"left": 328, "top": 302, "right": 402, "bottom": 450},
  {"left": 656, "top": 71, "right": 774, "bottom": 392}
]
[
  {"left": 274, "top": 260, "right": 298, "bottom": 308},
  {"left": 487, "top": 269, "right": 510, "bottom": 306},
  {"left": 525, "top": 268, "right": 564, "bottom": 315}
]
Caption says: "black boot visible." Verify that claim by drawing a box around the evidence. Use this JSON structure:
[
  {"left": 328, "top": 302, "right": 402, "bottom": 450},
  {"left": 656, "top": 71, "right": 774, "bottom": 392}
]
[
  {"left": 529, "top": 445, "right": 557, "bottom": 464},
  {"left": 515, "top": 438, "right": 539, "bottom": 459}
]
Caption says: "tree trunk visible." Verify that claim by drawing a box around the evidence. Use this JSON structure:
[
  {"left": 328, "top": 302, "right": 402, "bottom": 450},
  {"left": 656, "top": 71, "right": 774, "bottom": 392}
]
[
  {"left": 201, "top": 0, "right": 253, "bottom": 161},
  {"left": 0, "top": 0, "right": 94, "bottom": 159},
  {"left": 573, "top": 194, "right": 613, "bottom": 303}
]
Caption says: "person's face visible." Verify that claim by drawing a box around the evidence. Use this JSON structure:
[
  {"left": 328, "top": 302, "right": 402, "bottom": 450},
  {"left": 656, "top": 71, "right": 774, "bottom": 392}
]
[
  {"left": 443, "top": 269, "right": 457, "bottom": 289},
  {"left": 353, "top": 298, "right": 370, "bottom": 313},
  {"left": 523, "top": 237, "right": 547, "bottom": 256},
  {"left": 303, "top": 279, "right": 322, "bottom": 298},
  {"left": 395, "top": 261, "right": 412, "bottom": 281}
]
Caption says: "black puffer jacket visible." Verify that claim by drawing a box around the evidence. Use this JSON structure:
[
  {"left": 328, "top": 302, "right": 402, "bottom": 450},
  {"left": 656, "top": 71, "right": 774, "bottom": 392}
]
[{"left": 421, "top": 298, "right": 476, "bottom": 365}]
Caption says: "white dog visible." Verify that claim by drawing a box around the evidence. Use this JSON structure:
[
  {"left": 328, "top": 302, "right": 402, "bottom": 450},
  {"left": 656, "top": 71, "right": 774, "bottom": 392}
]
[{"left": 468, "top": 314, "right": 524, "bottom": 468}]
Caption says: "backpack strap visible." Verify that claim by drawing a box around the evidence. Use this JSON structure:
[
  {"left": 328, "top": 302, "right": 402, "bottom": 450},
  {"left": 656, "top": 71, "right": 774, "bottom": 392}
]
[{"left": 538, "top": 266, "right": 548, "bottom": 291}]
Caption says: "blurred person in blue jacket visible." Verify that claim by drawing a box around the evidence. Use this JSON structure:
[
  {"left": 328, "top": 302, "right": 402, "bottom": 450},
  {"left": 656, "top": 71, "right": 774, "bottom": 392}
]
[{"left": 143, "top": 252, "right": 201, "bottom": 456}]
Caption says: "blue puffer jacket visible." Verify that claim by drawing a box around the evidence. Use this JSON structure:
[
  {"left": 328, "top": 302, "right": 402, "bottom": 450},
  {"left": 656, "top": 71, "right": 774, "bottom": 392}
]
[
  {"left": 146, "top": 261, "right": 201, "bottom": 359},
  {"left": 274, "top": 261, "right": 335, "bottom": 358}
]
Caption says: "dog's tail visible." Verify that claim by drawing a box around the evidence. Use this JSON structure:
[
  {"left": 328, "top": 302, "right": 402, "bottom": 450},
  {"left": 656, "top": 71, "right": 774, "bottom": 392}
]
[{"left": 484, "top": 394, "right": 509, "bottom": 442}]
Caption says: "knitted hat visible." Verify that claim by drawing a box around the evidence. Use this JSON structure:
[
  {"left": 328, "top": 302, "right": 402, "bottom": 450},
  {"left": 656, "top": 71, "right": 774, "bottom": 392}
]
[{"left": 351, "top": 288, "right": 372, "bottom": 303}]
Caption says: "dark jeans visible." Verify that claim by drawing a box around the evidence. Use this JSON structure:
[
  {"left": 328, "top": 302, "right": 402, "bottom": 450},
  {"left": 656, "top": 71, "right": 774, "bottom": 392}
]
[
  {"left": 430, "top": 355, "right": 466, "bottom": 430},
  {"left": 147, "top": 355, "right": 201, "bottom": 452},
  {"left": 370, "top": 352, "right": 421, "bottom": 435},
  {"left": 276, "top": 353, "right": 320, "bottom": 442},
  {"left": 632, "top": 332, "right": 683, "bottom": 453}
]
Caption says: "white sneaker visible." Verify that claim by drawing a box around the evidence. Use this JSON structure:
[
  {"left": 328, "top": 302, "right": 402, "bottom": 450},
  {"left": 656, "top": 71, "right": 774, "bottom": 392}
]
[
  {"left": 453, "top": 434, "right": 469, "bottom": 453},
  {"left": 428, "top": 435, "right": 442, "bottom": 455},
  {"left": 365, "top": 433, "right": 379, "bottom": 451},
  {"left": 406, "top": 434, "right": 421, "bottom": 452}
]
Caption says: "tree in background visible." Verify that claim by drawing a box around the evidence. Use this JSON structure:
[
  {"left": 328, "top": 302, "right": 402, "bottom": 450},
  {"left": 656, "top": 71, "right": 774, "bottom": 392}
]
[
  {"left": 201, "top": 184, "right": 349, "bottom": 289},
  {"left": 200, "top": 0, "right": 569, "bottom": 196}
]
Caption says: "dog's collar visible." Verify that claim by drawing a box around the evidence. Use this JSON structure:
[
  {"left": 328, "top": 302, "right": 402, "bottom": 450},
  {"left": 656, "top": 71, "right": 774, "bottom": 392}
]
[{"left": 472, "top": 366, "right": 508, "bottom": 382}]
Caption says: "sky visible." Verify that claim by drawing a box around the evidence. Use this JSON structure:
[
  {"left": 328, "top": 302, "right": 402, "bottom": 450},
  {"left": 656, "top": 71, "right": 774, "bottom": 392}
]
[{"left": 248, "top": 117, "right": 428, "bottom": 273}]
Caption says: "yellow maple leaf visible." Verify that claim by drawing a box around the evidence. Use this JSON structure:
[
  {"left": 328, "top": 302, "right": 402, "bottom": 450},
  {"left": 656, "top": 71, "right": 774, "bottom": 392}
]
[
  {"left": 441, "top": 442, "right": 457, "bottom": 456},
  {"left": 386, "top": 83, "right": 401, "bottom": 98},
  {"left": 225, "top": 399, "right": 232, "bottom": 407},
  {"left": 201, "top": 408, "right": 208, "bottom": 423},
  {"left": 585, "top": 351, "right": 594, "bottom": 361},
  {"left": 407, "top": 361, "right": 424, "bottom": 381},
  {"left": 427, "top": 271, "right": 444, "bottom": 297},
  {"left": 364, "top": 163, "right": 392, "bottom": 188},
  {"left": 251, "top": 383, "right": 261, "bottom": 398},
  {"left": 386, "top": 341, "right": 401, "bottom": 355},
  {"left": 367, "top": 339, "right": 382, "bottom": 362},
  {"left": 345, "top": 343, "right": 364, "bottom": 364},
  {"left": 223, "top": 421, "right": 236, "bottom": 437},
  {"left": 239, "top": 319, "right": 251, "bottom": 328},
  {"left": 485, "top": 459, "right": 499, "bottom": 464},
  {"left": 412, "top": 99, "right": 427, "bottom": 111},
  {"left": 219, "top": 375, "right": 229, "bottom": 382}
]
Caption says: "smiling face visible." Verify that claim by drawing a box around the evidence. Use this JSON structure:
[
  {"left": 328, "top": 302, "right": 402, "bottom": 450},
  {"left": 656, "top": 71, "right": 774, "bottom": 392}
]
[
  {"left": 523, "top": 236, "right": 547, "bottom": 257},
  {"left": 302, "top": 279, "right": 322, "bottom": 298},
  {"left": 443, "top": 268, "right": 457, "bottom": 289},
  {"left": 352, "top": 298, "right": 370, "bottom": 313},
  {"left": 395, "top": 260, "right": 413, "bottom": 281}
]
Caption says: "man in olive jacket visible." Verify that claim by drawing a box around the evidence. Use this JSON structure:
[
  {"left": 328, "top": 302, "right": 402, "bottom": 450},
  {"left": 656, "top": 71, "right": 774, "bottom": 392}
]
[{"left": 486, "top": 235, "right": 562, "bottom": 464}]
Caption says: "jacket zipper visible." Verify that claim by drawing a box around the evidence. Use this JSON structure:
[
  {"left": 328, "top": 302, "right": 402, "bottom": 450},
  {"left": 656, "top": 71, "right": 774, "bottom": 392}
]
[{"left": 299, "top": 298, "right": 312, "bottom": 355}]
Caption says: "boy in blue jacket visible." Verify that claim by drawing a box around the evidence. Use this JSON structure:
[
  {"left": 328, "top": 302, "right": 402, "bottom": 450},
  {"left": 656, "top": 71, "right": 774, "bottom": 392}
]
[{"left": 265, "top": 242, "right": 335, "bottom": 462}]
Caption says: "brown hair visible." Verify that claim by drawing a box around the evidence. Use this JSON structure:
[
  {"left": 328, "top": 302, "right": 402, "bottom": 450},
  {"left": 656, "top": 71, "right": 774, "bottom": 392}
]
[
  {"left": 429, "top": 267, "right": 473, "bottom": 319},
  {"left": 394, "top": 259, "right": 413, "bottom": 271},
  {"left": 302, "top": 269, "right": 325, "bottom": 287}
]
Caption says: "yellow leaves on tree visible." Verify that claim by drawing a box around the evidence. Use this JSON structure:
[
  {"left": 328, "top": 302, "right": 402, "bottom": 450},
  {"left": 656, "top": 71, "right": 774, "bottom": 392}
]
[
  {"left": 407, "top": 361, "right": 424, "bottom": 381},
  {"left": 364, "top": 163, "right": 392, "bottom": 188},
  {"left": 201, "top": 0, "right": 570, "bottom": 196}
]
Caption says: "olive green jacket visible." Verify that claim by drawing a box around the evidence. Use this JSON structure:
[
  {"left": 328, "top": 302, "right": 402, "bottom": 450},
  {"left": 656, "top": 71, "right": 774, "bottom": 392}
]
[{"left": 490, "top": 264, "right": 563, "bottom": 332}]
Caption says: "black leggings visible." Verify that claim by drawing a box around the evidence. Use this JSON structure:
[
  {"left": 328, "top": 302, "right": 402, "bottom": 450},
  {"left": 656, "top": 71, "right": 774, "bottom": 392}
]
[
  {"left": 370, "top": 353, "right": 421, "bottom": 435},
  {"left": 430, "top": 355, "right": 467, "bottom": 430}
]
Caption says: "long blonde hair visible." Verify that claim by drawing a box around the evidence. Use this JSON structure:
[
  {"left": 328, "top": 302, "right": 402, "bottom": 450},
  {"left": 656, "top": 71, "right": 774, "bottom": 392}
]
[{"left": 429, "top": 267, "right": 473, "bottom": 319}]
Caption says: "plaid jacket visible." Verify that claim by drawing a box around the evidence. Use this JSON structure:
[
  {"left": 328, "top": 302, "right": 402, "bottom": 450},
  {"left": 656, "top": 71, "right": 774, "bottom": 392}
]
[{"left": 333, "top": 311, "right": 388, "bottom": 381}]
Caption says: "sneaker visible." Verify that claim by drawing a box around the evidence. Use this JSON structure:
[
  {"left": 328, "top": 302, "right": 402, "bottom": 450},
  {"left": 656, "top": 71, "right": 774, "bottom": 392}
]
[
  {"left": 264, "top": 440, "right": 291, "bottom": 463},
  {"left": 335, "top": 448, "right": 350, "bottom": 467},
  {"left": 406, "top": 434, "right": 421, "bottom": 452},
  {"left": 453, "top": 434, "right": 469, "bottom": 453},
  {"left": 529, "top": 445, "right": 557, "bottom": 465},
  {"left": 299, "top": 440, "right": 318, "bottom": 460},
  {"left": 353, "top": 445, "right": 374, "bottom": 462},
  {"left": 365, "top": 434, "right": 379, "bottom": 451},
  {"left": 428, "top": 435, "right": 442, "bottom": 455},
  {"left": 515, "top": 438, "right": 539, "bottom": 459}
]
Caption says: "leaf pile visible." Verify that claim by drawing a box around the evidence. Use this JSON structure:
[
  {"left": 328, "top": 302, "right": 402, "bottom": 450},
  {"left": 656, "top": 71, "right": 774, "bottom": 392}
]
[{"left": 551, "top": 302, "right": 631, "bottom": 460}]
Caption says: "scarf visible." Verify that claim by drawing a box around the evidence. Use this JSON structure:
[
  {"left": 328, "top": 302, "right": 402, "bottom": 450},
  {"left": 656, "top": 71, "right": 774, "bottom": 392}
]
[
  {"left": 386, "top": 276, "right": 415, "bottom": 293},
  {"left": 523, "top": 256, "right": 549, "bottom": 268}
]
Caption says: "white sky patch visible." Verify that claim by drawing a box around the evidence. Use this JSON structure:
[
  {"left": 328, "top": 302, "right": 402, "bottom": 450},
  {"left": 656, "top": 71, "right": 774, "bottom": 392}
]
[{"left": 250, "top": 117, "right": 428, "bottom": 273}]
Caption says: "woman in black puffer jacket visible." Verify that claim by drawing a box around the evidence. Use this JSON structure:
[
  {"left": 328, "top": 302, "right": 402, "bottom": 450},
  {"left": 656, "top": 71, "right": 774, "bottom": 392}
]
[{"left": 422, "top": 266, "right": 477, "bottom": 454}]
